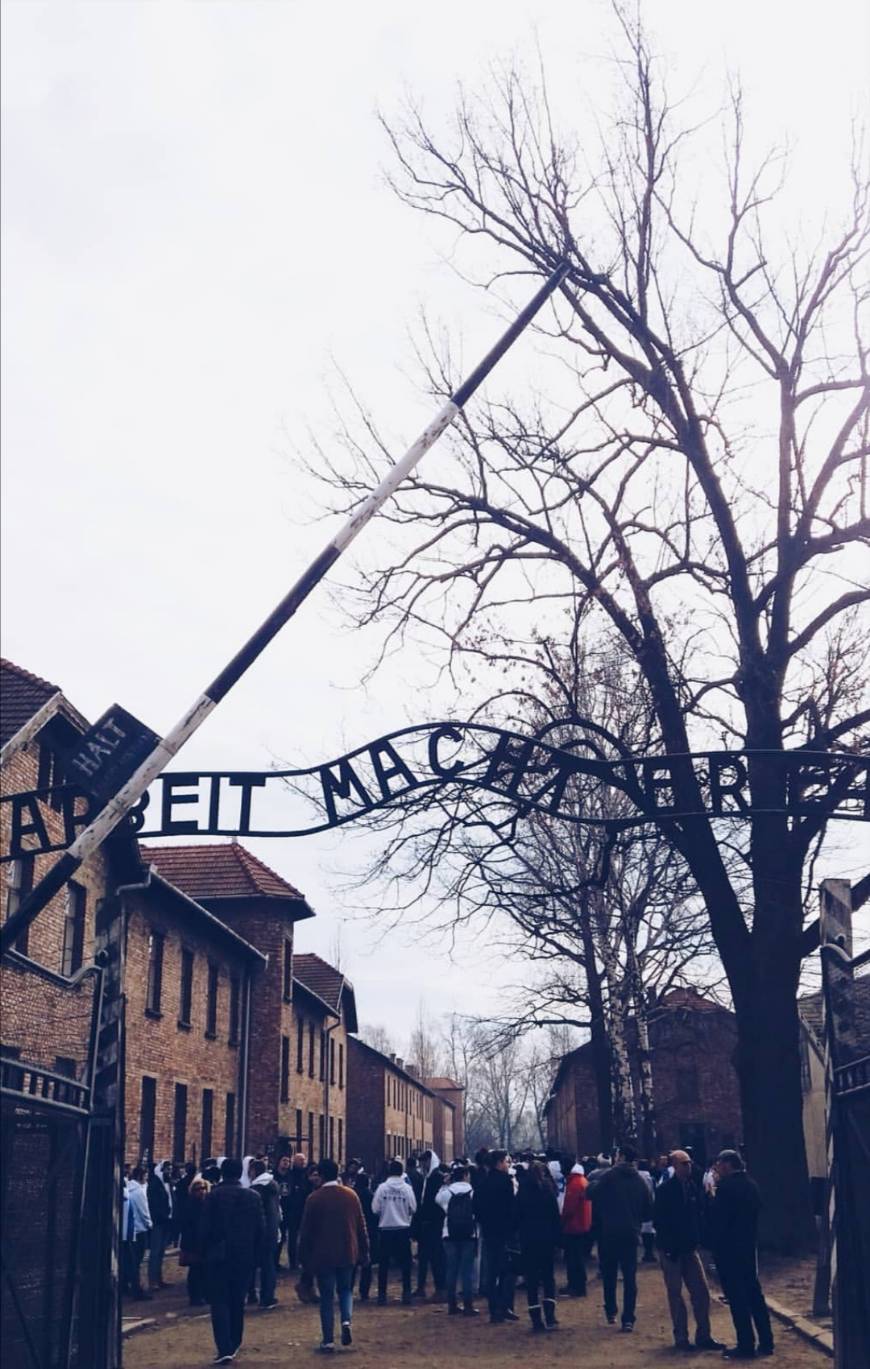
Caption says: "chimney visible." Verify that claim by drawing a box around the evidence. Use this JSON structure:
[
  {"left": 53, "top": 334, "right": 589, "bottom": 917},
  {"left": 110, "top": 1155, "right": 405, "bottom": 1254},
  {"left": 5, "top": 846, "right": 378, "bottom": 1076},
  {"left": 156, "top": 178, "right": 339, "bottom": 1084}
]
[
  {"left": 395, "top": 1057, "right": 404, "bottom": 1070},
  {"left": 406, "top": 1063, "right": 418, "bottom": 1078},
  {"left": 389, "top": 1054, "right": 396, "bottom": 1064}
]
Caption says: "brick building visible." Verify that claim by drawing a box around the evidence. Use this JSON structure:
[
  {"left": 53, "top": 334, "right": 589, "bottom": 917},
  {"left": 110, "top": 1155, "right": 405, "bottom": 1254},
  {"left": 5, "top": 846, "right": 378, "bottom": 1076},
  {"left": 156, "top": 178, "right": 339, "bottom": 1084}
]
[
  {"left": 291, "top": 953, "right": 358, "bottom": 1166},
  {"left": 122, "top": 867, "right": 266, "bottom": 1165},
  {"left": 425, "top": 1077, "right": 464, "bottom": 1160},
  {"left": 545, "top": 987, "right": 743, "bottom": 1165},
  {"left": 140, "top": 842, "right": 315, "bottom": 1154},
  {"left": 345, "top": 1037, "right": 435, "bottom": 1173},
  {"left": 1, "top": 659, "right": 139, "bottom": 1082}
]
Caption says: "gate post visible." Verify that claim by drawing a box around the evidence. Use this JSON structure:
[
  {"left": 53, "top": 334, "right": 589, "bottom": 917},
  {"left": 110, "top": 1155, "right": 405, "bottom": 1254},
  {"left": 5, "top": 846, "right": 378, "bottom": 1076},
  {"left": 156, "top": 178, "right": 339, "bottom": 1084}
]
[{"left": 818, "top": 879, "right": 870, "bottom": 1369}]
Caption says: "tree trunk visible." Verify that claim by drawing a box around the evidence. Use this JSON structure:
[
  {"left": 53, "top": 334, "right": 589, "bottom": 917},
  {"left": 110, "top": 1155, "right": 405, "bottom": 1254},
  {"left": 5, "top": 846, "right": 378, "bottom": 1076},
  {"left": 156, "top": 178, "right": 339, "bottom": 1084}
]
[
  {"left": 579, "top": 906, "right": 614, "bottom": 1151},
  {"left": 733, "top": 972, "right": 815, "bottom": 1251}
]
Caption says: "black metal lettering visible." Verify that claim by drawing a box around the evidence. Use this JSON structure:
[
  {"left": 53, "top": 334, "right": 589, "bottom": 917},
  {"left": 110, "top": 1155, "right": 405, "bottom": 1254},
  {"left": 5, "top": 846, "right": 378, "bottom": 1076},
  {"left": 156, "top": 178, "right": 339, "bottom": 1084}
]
[
  {"left": 128, "top": 790, "right": 150, "bottom": 834},
  {"left": 319, "top": 759, "right": 373, "bottom": 826},
  {"left": 207, "top": 774, "right": 222, "bottom": 833},
  {"left": 642, "top": 758, "right": 677, "bottom": 812},
  {"left": 708, "top": 754, "right": 750, "bottom": 814},
  {"left": 160, "top": 774, "right": 202, "bottom": 836},
  {"left": 369, "top": 740, "right": 418, "bottom": 800},
  {"left": 483, "top": 732, "right": 536, "bottom": 796},
  {"left": 427, "top": 725, "right": 466, "bottom": 778},
  {"left": 10, "top": 794, "right": 50, "bottom": 858},
  {"left": 227, "top": 774, "right": 267, "bottom": 833},
  {"left": 61, "top": 789, "right": 95, "bottom": 846}
]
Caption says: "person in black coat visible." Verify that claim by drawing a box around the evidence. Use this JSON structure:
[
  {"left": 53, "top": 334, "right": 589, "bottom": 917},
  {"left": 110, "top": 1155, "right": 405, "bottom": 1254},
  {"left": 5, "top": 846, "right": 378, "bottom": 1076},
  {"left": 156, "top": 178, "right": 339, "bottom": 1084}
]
[
  {"left": 590, "top": 1143, "right": 653, "bottom": 1332},
  {"left": 516, "top": 1161, "right": 562, "bottom": 1332},
  {"left": 710, "top": 1151, "right": 774, "bottom": 1360},
  {"left": 475, "top": 1150, "right": 518, "bottom": 1324},
  {"left": 414, "top": 1163, "right": 448, "bottom": 1299},
  {"left": 201, "top": 1157, "right": 266, "bottom": 1364},
  {"left": 353, "top": 1172, "right": 378, "bottom": 1301}
]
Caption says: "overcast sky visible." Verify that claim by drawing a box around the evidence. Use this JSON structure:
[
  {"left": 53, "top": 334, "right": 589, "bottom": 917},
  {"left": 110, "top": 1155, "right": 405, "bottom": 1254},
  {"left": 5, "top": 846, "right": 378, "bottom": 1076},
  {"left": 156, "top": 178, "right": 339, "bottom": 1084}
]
[{"left": 3, "top": 0, "right": 868, "bottom": 1046}]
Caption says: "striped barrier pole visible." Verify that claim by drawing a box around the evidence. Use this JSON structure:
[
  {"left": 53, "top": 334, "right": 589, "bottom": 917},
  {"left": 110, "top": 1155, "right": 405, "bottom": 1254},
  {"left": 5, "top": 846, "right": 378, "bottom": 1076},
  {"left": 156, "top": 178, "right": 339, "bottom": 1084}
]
[{"left": 1, "top": 260, "right": 570, "bottom": 955}]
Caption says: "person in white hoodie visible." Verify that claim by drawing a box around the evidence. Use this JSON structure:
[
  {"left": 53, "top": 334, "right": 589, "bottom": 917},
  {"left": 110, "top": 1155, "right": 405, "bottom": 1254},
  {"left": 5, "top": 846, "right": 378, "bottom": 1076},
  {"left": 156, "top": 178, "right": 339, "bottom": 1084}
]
[
  {"left": 372, "top": 1159, "right": 417, "bottom": 1305},
  {"left": 123, "top": 1167, "right": 153, "bottom": 1300},
  {"left": 437, "top": 1164, "right": 479, "bottom": 1317}
]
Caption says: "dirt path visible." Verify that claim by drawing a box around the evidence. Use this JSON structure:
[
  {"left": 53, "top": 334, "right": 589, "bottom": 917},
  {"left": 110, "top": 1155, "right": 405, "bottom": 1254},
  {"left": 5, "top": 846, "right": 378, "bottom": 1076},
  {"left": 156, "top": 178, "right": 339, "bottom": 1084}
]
[{"left": 124, "top": 1261, "right": 826, "bottom": 1368}]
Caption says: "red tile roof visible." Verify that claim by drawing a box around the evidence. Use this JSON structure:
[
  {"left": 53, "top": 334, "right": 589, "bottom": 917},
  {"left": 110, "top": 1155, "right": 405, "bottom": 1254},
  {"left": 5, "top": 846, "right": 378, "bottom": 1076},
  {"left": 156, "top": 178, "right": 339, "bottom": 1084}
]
[
  {"left": 1, "top": 658, "right": 61, "bottom": 748},
  {"left": 425, "top": 1077, "right": 465, "bottom": 1092},
  {"left": 293, "top": 953, "right": 345, "bottom": 1012},
  {"left": 140, "top": 842, "right": 305, "bottom": 902}
]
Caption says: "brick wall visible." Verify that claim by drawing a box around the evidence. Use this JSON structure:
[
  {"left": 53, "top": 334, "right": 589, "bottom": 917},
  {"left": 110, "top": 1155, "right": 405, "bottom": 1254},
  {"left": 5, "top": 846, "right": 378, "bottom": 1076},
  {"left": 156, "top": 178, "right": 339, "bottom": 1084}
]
[
  {"left": 1, "top": 733, "right": 113, "bottom": 1076},
  {"left": 122, "top": 886, "right": 256, "bottom": 1165},
  {"left": 346, "top": 1038, "right": 386, "bottom": 1173},
  {"left": 546, "top": 998, "right": 744, "bottom": 1164},
  {"left": 287, "top": 997, "right": 349, "bottom": 1164}
]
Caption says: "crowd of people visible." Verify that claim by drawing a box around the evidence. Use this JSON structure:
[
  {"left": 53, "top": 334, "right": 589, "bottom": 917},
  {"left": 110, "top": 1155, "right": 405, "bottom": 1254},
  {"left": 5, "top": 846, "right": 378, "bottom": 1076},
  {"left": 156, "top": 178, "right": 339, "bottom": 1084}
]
[{"left": 121, "top": 1142, "right": 775, "bottom": 1363}]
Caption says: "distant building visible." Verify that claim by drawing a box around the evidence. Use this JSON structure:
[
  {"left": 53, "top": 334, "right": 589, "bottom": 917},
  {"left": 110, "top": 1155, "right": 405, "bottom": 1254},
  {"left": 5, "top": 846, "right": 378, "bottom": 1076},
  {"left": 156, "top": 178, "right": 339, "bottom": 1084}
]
[
  {"left": 425, "top": 1076, "right": 465, "bottom": 1159},
  {"left": 544, "top": 987, "right": 743, "bottom": 1165},
  {"left": 346, "top": 1037, "right": 435, "bottom": 1173},
  {"left": 291, "top": 952, "right": 358, "bottom": 1166},
  {"left": 141, "top": 842, "right": 315, "bottom": 1154},
  {"left": 1, "top": 658, "right": 140, "bottom": 1085},
  {"left": 122, "top": 865, "right": 265, "bottom": 1165}
]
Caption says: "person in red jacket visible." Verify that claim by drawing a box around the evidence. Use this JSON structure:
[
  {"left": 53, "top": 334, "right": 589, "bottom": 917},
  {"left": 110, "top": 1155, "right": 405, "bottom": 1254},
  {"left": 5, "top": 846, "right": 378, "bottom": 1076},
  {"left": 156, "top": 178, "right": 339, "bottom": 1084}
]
[{"left": 560, "top": 1161, "right": 591, "bottom": 1296}]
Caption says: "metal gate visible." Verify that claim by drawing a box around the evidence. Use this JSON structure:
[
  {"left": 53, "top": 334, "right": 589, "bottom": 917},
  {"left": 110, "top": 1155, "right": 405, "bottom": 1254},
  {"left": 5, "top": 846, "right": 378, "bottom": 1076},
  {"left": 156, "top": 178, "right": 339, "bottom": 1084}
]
[
  {"left": 818, "top": 879, "right": 870, "bottom": 1369},
  {"left": 0, "top": 1062, "right": 91, "bottom": 1369}
]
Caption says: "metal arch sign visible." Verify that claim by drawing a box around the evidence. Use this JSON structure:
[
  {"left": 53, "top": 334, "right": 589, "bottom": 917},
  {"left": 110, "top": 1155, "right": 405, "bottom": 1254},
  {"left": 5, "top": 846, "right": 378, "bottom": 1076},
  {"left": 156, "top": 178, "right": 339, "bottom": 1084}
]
[{"left": 1, "top": 721, "right": 867, "bottom": 863}]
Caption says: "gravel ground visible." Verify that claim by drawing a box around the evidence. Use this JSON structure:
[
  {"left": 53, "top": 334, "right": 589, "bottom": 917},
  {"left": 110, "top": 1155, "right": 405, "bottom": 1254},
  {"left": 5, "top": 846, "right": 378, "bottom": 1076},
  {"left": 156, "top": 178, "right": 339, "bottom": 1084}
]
[{"left": 124, "top": 1257, "right": 828, "bottom": 1368}]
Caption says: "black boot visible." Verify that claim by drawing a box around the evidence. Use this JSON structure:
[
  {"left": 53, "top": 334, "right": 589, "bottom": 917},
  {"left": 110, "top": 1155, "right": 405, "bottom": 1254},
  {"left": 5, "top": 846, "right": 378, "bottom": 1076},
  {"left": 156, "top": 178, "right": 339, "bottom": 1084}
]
[
  {"left": 462, "top": 1301, "right": 480, "bottom": 1317},
  {"left": 528, "top": 1304, "right": 547, "bottom": 1333},
  {"left": 447, "top": 1294, "right": 460, "bottom": 1316},
  {"left": 543, "top": 1297, "right": 559, "bottom": 1328}
]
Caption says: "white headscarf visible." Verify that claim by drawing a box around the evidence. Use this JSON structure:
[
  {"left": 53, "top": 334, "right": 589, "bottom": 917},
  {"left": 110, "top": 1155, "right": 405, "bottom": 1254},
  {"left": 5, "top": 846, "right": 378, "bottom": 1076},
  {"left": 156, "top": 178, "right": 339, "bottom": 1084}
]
[{"left": 240, "top": 1155, "right": 256, "bottom": 1188}]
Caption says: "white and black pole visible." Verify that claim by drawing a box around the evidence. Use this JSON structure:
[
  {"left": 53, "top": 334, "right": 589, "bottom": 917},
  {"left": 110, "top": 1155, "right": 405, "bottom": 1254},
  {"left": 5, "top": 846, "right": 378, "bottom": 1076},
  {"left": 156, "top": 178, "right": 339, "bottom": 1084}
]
[{"left": 1, "top": 260, "right": 569, "bottom": 955}]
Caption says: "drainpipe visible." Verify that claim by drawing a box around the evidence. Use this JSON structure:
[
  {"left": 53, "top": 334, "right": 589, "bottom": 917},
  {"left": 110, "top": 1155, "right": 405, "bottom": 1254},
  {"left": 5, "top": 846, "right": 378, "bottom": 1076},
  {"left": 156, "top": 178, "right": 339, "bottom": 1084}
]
[
  {"left": 239, "top": 967, "right": 254, "bottom": 1154},
  {"left": 322, "top": 1018, "right": 341, "bottom": 1160}
]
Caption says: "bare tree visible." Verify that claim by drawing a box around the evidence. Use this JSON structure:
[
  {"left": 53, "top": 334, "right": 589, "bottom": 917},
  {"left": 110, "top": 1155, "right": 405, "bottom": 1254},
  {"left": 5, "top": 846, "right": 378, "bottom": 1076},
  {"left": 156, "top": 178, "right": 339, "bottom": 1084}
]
[
  {"left": 407, "top": 1002, "right": 445, "bottom": 1079},
  {"left": 311, "top": 10, "right": 868, "bottom": 1248},
  {"left": 359, "top": 1023, "right": 396, "bottom": 1056}
]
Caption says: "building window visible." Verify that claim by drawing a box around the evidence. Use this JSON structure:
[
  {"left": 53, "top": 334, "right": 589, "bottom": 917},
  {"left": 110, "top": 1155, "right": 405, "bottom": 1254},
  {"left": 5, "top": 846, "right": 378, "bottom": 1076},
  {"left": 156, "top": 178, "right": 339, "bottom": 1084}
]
[
  {"left": 179, "top": 948, "right": 194, "bottom": 1027},
  {"left": 145, "top": 931, "right": 164, "bottom": 1016},
  {"left": 283, "top": 939, "right": 293, "bottom": 1001},
  {"left": 338, "top": 1043, "right": 344, "bottom": 1089},
  {"left": 308, "top": 1023, "right": 315, "bottom": 1077},
  {"left": 319, "top": 1030, "right": 326, "bottom": 1082},
  {"left": 296, "top": 1017, "right": 304, "bottom": 1073},
  {"left": 281, "top": 1035, "right": 290, "bottom": 1103},
  {"left": 140, "top": 1076, "right": 156, "bottom": 1163},
  {"left": 173, "top": 1083, "right": 188, "bottom": 1162},
  {"left": 5, "top": 855, "right": 34, "bottom": 956},
  {"left": 330, "top": 1038, "right": 336, "bottom": 1085},
  {"left": 205, "top": 962, "right": 219, "bottom": 1038},
  {"left": 307, "top": 1111, "right": 314, "bottom": 1158},
  {"left": 201, "top": 1088, "right": 214, "bottom": 1159},
  {"left": 338, "top": 1117, "right": 343, "bottom": 1165},
  {"left": 228, "top": 975, "right": 241, "bottom": 1046},
  {"left": 318, "top": 1114, "right": 325, "bottom": 1159},
  {"left": 60, "top": 881, "right": 85, "bottom": 980},
  {"left": 329, "top": 1115, "right": 335, "bottom": 1157},
  {"left": 225, "top": 1092, "right": 236, "bottom": 1155},
  {"left": 295, "top": 1108, "right": 303, "bottom": 1149}
]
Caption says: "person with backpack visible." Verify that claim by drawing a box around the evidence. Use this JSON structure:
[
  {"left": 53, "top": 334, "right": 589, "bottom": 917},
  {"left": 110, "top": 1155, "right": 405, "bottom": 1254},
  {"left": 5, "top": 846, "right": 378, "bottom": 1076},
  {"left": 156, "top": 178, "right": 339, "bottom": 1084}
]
[
  {"left": 371, "top": 1158, "right": 417, "bottom": 1305},
  {"left": 516, "top": 1160, "right": 562, "bottom": 1332},
  {"left": 560, "top": 1160, "right": 591, "bottom": 1297},
  {"left": 437, "top": 1163, "right": 479, "bottom": 1317}
]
